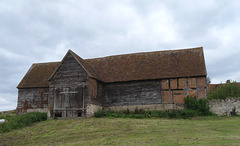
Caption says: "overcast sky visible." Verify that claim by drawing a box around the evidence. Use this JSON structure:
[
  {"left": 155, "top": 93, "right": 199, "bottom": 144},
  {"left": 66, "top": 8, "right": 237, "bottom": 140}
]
[{"left": 0, "top": 0, "right": 240, "bottom": 111}]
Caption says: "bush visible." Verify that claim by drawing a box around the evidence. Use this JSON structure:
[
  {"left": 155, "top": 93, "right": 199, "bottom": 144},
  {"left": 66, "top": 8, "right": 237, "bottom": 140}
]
[
  {"left": 179, "top": 109, "right": 198, "bottom": 119},
  {"left": 184, "top": 97, "right": 212, "bottom": 116},
  {"left": 94, "top": 98, "right": 214, "bottom": 119},
  {"left": 94, "top": 109, "right": 199, "bottom": 119},
  {"left": 167, "top": 111, "right": 180, "bottom": 119},
  {"left": 0, "top": 112, "right": 47, "bottom": 133},
  {"left": 230, "top": 107, "right": 237, "bottom": 116},
  {"left": 208, "top": 82, "right": 240, "bottom": 100},
  {"left": 93, "top": 110, "right": 108, "bottom": 118}
]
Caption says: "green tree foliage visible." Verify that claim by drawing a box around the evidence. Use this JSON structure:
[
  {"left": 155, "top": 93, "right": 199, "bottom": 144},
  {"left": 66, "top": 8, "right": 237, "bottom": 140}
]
[
  {"left": 184, "top": 96, "right": 212, "bottom": 116},
  {"left": 207, "top": 76, "right": 211, "bottom": 84},
  {"left": 208, "top": 82, "right": 240, "bottom": 100}
]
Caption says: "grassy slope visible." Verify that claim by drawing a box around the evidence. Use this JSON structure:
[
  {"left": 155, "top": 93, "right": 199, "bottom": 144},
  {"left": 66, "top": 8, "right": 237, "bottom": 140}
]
[{"left": 1, "top": 117, "right": 240, "bottom": 145}]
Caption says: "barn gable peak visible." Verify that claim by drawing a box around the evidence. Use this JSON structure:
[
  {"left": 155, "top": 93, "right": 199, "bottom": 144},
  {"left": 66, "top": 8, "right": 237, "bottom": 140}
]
[{"left": 48, "top": 50, "right": 100, "bottom": 81}]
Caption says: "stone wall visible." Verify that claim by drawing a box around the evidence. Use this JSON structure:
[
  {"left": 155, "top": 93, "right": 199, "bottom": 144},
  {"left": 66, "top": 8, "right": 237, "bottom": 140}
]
[
  {"left": 208, "top": 97, "right": 240, "bottom": 116},
  {"left": 17, "top": 88, "right": 49, "bottom": 115},
  {"left": 85, "top": 104, "right": 102, "bottom": 117}
]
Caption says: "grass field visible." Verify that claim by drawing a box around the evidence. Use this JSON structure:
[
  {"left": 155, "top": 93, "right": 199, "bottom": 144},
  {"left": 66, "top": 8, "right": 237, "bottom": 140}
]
[{"left": 1, "top": 116, "right": 240, "bottom": 145}]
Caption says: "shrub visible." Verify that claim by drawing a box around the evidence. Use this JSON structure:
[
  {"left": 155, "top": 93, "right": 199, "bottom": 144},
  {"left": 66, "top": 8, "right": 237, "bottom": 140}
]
[
  {"left": 93, "top": 110, "right": 108, "bottom": 118},
  {"left": 94, "top": 109, "right": 199, "bottom": 119},
  {"left": 230, "top": 107, "right": 237, "bottom": 116},
  {"left": 184, "top": 97, "right": 212, "bottom": 116},
  {"left": 157, "top": 111, "right": 168, "bottom": 118},
  {"left": 167, "top": 111, "right": 180, "bottom": 119},
  {"left": 179, "top": 109, "right": 198, "bottom": 119},
  {"left": 94, "top": 97, "right": 214, "bottom": 119},
  {"left": 208, "top": 82, "right": 240, "bottom": 100},
  {"left": 130, "top": 114, "right": 145, "bottom": 119},
  {"left": 0, "top": 112, "right": 47, "bottom": 133}
]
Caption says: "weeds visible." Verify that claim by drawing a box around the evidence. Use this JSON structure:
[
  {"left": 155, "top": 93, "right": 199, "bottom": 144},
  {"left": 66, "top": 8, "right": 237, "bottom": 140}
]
[
  {"left": 94, "top": 109, "right": 200, "bottom": 119},
  {"left": 95, "top": 97, "right": 213, "bottom": 119},
  {"left": 230, "top": 107, "right": 237, "bottom": 116},
  {"left": 0, "top": 112, "right": 47, "bottom": 133}
]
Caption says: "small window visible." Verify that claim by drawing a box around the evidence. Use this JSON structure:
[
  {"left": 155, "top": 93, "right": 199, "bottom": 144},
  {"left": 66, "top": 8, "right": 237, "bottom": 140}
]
[
  {"left": 55, "top": 112, "right": 62, "bottom": 117},
  {"left": 78, "top": 112, "right": 82, "bottom": 117}
]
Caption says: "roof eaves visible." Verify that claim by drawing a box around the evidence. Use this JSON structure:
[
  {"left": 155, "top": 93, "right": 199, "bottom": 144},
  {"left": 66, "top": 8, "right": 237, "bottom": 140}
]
[{"left": 17, "top": 63, "right": 36, "bottom": 89}]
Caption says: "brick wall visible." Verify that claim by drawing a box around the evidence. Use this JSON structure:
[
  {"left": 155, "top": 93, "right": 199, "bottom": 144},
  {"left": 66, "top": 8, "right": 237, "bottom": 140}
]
[{"left": 161, "top": 76, "right": 207, "bottom": 104}]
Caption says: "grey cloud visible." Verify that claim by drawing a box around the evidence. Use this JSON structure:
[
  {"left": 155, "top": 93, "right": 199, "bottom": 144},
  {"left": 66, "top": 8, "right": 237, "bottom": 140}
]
[{"left": 0, "top": 0, "right": 240, "bottom": 111}]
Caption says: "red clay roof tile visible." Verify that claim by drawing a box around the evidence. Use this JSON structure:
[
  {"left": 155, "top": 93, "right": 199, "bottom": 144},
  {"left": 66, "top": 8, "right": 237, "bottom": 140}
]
[
  {"left": 17, "top": 62, "right": 60, "bottom": 88},
  {"left": 86, "top": 47, "right": 206, "bottom": 82}
]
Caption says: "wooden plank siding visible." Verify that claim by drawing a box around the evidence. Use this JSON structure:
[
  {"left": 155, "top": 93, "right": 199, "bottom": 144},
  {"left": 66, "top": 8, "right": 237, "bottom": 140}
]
[
  {"left": 49, "top": 53, "right": 88, "bottom": 118},
  {"left": 101, "top": 76, "right": 206, "bottom": 106}
]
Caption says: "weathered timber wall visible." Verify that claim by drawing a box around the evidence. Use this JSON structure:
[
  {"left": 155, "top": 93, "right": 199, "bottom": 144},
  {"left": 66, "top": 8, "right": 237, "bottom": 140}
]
[
  {"left": 102, "top": 76, "right": 207, "bottom": 107},
  {"left": 49, "top": 53, "right": 89, "bottom": 118},
  {"left": 17, "top": 88, "right": 49, "bottom": 114},
  {"left": 103, "top": 80, "right": 161, "bottom": 106},
  {"left": 208, "top": 97, "right": 240, "bottom": 116}
]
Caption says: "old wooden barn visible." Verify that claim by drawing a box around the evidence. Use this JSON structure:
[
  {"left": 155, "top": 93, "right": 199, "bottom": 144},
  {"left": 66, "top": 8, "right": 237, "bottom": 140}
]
[{"left": 17, "top": 47, "right": 207, "bottom": 118}]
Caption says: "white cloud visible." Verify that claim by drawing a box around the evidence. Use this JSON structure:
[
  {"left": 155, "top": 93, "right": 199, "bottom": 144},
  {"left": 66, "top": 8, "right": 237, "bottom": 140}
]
[{"left": 0, "top": 93, "right": 17, "bottom": 111}]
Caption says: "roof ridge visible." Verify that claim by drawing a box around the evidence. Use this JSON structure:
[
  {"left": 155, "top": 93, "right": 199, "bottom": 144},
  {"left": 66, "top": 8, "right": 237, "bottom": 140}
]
[
  {"left": 67, "top": 50, "right": 103, "bottom": 81},
  {"left": 85, "top": 47, "right": 203, "bottom": 61},
  {"left": 32, "top": 61, "right": 61, "bottom": 65}
]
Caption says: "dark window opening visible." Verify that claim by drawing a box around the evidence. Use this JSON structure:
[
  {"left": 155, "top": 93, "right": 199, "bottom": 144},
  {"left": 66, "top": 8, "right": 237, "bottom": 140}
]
[
  {"left": 78, "top": 112, "right": 82, "bottom": 117},
  {"left": 55, "top": 112, "right": 62, "bottom": 117}
]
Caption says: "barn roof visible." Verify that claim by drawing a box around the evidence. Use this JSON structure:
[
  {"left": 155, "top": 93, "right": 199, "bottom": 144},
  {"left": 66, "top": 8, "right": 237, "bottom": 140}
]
[
  {"left": 17, "top": 47, "right": 207, "bottom": 88},
  {"left": 86, "top": 47, "right": 206, "bottom": 82},
  {"left": 17, "top": 62, "right": 60, "bottom": 88}
]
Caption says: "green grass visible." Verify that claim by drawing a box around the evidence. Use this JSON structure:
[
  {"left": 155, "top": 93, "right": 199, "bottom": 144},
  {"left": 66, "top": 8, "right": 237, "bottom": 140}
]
[
  {"left": 0, "top": 112, "right": 47, "bottom": 133},
  {"left": 1, "top": 116, "right": 240, "bottom": 145}
]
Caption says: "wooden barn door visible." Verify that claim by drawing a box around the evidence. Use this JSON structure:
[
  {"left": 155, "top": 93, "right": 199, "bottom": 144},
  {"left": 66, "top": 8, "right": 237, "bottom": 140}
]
[{"left": 54, "top": 86, "right": 84, "bottom": 118}]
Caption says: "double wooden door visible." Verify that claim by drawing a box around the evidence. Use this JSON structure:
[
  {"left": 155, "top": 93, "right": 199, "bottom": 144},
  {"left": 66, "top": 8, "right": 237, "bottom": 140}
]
[{"left": 54, "top": 86, "right": 84, "bottom": 118}]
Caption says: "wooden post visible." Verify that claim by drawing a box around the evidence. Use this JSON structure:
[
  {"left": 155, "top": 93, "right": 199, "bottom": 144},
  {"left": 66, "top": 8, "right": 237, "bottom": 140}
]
[{"left": 82, "top": 85, "right": 85, "bottom": 117}]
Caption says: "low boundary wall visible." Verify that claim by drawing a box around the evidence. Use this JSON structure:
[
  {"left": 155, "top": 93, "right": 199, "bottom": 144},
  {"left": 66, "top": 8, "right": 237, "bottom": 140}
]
[{"left": 208, "top": 97, "right": 240, "bottom": 116}]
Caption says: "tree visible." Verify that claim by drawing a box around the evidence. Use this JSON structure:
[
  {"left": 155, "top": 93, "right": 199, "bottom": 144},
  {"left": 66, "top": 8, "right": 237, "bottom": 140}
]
[{"left": 206, "top": 76, "right": 211, "bottom": 84}]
